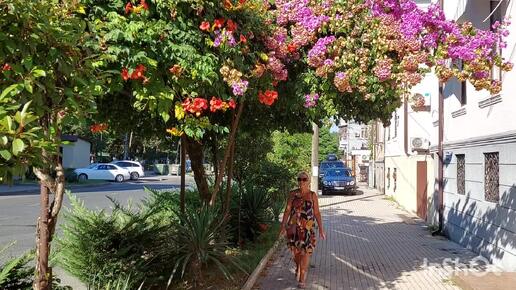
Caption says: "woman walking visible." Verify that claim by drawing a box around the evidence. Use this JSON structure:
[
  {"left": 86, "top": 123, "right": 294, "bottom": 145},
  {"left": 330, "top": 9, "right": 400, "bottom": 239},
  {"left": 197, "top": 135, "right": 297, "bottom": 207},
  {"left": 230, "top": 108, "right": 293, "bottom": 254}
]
[{"left": 280, "top": 171, "right": 326, "bottom": 288}]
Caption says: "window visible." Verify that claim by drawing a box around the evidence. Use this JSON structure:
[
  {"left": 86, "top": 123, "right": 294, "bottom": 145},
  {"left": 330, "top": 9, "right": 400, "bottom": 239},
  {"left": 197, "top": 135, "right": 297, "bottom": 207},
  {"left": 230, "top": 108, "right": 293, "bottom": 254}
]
[
  {"left": 456, "top": 154, "right": 465, "bottom": 195},
  {"left": 484, "top": 152, "right": 499, "bottom": 202},
  {"left": 387, "top": 168, "right": 391, "bottom": 189},
  {"left": 394, "top": 112, "right": 399, "bottom": 138},
  {"left": 490, "top": 1, "right": 503, "bottom": 82}
]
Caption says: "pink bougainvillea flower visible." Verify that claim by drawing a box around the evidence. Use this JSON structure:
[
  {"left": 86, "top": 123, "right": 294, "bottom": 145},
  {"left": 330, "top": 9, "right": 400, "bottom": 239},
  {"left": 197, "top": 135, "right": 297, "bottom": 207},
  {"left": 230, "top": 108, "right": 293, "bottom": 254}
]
[
  {"left": 2, "top": 63, "right": 11, "bottom": 71},
  {"left": 121, "top": 68, "right": 129, "bottom": 81},
  {"left": 226, "top": 19, "right": 237, "bottom": 32},
  {"left": 239, "top": 0, "right": 246, "bottom": 4},
  {"left": 214, "top": 18, "right": 225, "bottom": 29},
  {"left": 125, "top": 2, "right": 133, "bottom": 14},
  {"left": 199, "top": 21, "right": 210, "bottom": 31},
  {"left": 239, "top": 34, "right": 247, "bottom": 44}
]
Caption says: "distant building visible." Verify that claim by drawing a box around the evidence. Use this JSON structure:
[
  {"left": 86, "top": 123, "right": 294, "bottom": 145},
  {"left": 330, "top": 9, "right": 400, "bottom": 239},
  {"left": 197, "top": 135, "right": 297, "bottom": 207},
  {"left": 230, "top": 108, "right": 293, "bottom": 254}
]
[
  {"left": 338, "top": 120, "right": 370, "bottom": 180},
  {"left": 369, "top": 121, "right": 385, "bottom": 193},
  {"left": 60, "top": 135, "right": 91, "bottom": 169}
]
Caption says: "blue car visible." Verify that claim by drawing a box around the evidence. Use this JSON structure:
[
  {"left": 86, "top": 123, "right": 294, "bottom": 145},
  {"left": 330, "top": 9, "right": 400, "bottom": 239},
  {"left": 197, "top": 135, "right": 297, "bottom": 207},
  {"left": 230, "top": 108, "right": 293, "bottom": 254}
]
[
  {"left": 319, "top": 161, "right": 346, "bottom": 185},
  {"left": 321, "top": 167, "right": 356, "bottom": 195}
]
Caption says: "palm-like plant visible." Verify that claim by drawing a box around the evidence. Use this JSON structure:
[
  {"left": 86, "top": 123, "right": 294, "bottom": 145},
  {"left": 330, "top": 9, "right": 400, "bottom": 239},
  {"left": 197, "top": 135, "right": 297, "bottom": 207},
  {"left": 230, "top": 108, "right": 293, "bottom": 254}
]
[{"left": 169, "top": 206, "right": 246, "bottom": 286}]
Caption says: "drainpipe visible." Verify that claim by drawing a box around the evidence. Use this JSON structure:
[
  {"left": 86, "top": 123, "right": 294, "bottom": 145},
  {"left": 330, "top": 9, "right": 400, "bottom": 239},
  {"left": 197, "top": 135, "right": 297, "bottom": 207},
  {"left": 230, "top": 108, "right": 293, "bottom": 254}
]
[
  {"left": 433, "top": 0, "right": 445, "bottom": 236},
  {"left": 404, "top": 94, "right": 409, "bottom": 156}
]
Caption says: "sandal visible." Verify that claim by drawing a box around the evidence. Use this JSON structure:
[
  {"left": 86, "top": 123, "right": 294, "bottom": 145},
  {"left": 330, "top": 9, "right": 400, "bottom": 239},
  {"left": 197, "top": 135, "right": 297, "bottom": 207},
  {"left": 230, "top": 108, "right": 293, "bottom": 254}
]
[{"left": 298, "top": 282, "right": 306, "bottom": 289}]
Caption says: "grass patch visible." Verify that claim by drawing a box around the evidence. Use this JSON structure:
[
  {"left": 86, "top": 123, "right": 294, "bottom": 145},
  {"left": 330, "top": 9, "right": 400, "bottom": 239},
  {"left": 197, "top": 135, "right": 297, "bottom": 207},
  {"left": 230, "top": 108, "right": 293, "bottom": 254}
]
[
  {"left": 238, "top": 222, "right": 281, "bottom": 271},
  {"left": 67, "top": 179, "right": 107, "bottom": 186},
  {"left": 383, "top": 195, "right": 396, "bottom": 203}
]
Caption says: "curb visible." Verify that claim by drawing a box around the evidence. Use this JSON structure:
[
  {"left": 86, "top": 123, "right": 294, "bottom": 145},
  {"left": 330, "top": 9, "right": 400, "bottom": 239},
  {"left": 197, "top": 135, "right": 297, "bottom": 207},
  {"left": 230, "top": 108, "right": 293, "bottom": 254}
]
[{"left": 241, "top": 237, "right": 284, "bottom": 290}]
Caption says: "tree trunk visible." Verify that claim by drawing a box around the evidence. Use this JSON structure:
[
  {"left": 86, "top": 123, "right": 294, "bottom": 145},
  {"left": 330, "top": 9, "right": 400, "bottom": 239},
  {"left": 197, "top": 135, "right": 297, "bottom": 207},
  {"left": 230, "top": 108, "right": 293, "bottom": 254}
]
[
  {"left": 183, "top": 137, "right": 211, "bottom": 202},
  {"left": 223, "top": 141, "right": 236, "bottom": 214},
  {"left": 180, "top": 135, "right": 186, "bottom": 213},
  {"left": 211, "top": 138, "right": 219, "bottom": 179},
  {"left": 209, "top": 100, "right": 245, "bottom": 206},
  {"left": 34, "top": 184, "right": 50, "bottom": 290}
]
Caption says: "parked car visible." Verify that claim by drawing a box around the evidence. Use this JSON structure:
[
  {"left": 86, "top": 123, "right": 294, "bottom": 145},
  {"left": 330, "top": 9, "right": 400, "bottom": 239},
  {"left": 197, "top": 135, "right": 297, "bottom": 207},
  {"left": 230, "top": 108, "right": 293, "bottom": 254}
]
[
  {"left": 321, "top": 167, "right": 356, "bottom": 195},
  {"left": 74, "top": 163, "right": 130, "bottom": 182},
  {"left": 326, "top": 154, "right": 338, "bottom": 161},
  {"left": 111, "top": 160, "right": 145, "bottom": 180},
  {"left": 319, "top": 160, "right": 346, "bottom": 185}
]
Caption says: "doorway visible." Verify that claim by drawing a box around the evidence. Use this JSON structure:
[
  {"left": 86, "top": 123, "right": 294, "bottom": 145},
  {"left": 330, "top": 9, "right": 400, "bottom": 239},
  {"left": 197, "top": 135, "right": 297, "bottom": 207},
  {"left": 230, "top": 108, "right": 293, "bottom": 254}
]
[{"left": 416, "top": 161, "right": 428, "bottom": 220}]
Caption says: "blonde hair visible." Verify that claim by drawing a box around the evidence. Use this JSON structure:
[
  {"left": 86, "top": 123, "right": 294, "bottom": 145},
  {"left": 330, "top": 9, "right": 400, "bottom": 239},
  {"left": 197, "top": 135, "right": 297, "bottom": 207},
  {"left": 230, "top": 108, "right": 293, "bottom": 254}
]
[{"left": 297, "top": 171, "right": 309, "bottom": 179}]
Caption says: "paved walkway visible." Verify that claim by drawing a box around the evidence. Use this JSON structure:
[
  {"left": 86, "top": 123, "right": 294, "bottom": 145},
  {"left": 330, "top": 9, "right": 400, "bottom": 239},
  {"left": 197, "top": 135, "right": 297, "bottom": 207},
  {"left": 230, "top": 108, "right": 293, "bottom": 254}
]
[{"left": 255, "top": 186, "right": 498, "bottom": 290}]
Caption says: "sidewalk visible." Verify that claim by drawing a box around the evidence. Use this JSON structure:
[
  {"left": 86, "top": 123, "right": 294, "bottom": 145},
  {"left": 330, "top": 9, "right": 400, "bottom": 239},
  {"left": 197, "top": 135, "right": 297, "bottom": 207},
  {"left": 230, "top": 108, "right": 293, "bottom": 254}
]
[{"left": 255, "top": 186, "right": 499, "bottom": 290}]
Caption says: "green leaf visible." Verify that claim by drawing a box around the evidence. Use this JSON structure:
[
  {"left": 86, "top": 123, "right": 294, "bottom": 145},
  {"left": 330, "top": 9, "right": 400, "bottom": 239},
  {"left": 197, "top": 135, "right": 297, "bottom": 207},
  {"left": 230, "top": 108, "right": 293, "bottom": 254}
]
[
  {"left": 0, "top": 84, "right": 22, "bottom": 100},
  {"left": 24, "top": 80, "right": 33, "bottom": 93},
  {"left": 160, "top": 111, "right": 170, "bottom": 122},
  {"left": 0, "top": 150, "right": 12, "bottom": 161},
  {"left": 12, "top": 138, "right": 25, "bottom": 156},
  {"left": 0, "top": 136, "right": 7, "bottom": 145},
  {"left": 32, "top": 69, "right": 46, "bottom": 78}
]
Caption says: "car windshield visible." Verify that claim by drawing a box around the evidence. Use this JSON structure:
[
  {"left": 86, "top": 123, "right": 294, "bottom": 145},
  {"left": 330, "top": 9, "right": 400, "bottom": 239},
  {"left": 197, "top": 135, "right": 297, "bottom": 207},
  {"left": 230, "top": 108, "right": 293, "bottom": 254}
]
[
  {"left": 326, "top": 168, "right": 351, "bottom": 177},
  {"left": 87, "top": 164, "right": 98, "bottom": 169},
  {"left": 320, "top": 162, "right": 345, "bottom": 169}
]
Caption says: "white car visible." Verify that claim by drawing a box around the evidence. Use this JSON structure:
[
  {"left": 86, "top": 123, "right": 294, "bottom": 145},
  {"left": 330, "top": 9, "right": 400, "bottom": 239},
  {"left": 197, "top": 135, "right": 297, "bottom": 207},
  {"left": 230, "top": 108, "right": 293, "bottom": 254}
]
[
  {"left": 75, "top": 163, "right": 130, "bottom": 183},
  {"left": 111, "top": 160, "right": 145, "bottom": 180}
]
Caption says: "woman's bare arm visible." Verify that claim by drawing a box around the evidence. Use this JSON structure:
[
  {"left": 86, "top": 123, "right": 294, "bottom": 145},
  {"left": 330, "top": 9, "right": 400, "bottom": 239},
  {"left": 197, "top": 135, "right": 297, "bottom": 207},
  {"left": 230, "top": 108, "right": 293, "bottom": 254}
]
[
  {"left": 280, "top": 191, "right": 295, "bottom": 235},
  {"left": 312, "top": 192, "right": 326, "bottom": 239}
]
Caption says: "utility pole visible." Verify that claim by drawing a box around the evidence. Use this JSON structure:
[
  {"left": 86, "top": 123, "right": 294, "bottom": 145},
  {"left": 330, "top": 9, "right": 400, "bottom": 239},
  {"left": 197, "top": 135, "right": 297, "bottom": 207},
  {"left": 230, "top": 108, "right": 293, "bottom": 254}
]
[{"left": 311, "top": 122, "right": 319, "bottom": 192}]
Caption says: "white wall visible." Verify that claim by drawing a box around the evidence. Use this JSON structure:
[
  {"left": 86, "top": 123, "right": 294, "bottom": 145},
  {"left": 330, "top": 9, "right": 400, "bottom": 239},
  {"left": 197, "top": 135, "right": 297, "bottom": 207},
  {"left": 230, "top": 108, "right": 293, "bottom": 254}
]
[
  {"left": 440, "top": 0, "right": 516, "bottom": 143},
  {"left": 61, "top": 139, "right": 91, "bottom": 169}
]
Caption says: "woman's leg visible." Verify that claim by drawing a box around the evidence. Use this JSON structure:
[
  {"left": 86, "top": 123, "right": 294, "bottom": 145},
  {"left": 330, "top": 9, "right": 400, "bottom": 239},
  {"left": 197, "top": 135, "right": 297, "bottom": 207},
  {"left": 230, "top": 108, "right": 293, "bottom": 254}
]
[
  {"left": 294, "top": 251, "right": 301, "bottom": 279},
  {"left": 299, "top": 253, "right": 311, "bottom": 284}
]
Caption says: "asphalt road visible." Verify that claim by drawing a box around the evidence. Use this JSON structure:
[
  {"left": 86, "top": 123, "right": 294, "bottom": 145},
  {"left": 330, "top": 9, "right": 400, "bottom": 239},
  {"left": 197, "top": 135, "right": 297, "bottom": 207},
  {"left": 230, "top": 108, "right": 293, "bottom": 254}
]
[{"left": 0, "top": 177, "right": 192, "bottom": 259}]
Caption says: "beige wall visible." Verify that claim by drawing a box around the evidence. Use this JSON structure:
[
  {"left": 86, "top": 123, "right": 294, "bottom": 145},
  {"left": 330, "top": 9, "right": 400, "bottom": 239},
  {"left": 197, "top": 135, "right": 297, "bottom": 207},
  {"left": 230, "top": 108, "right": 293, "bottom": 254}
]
[{"left": 385, "top": 155, "right": 435, "bottom": 219}]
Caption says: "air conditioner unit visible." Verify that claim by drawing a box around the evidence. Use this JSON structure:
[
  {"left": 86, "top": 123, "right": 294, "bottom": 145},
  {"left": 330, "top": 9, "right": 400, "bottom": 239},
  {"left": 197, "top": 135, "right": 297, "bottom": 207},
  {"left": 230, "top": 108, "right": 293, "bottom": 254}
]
[{"left": 410, "top": 137, "right": 430, "bottom": 152}]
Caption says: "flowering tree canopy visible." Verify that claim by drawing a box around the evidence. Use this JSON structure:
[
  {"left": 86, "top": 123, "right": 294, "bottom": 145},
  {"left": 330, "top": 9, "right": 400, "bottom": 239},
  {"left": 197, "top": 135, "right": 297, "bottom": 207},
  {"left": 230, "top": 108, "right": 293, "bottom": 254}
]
[
  {"left": 265, "top": 0, "right": 511, "bottom": 123},
  {"left": 83, "top": 0, "right": 282, "bottom": 140}
]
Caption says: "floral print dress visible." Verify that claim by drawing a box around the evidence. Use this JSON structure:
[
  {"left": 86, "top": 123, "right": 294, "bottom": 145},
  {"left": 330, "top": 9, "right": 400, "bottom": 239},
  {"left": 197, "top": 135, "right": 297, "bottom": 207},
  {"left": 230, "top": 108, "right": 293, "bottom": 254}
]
[{"left": 287, "top": 190, "right": 317, "bottom": 254}]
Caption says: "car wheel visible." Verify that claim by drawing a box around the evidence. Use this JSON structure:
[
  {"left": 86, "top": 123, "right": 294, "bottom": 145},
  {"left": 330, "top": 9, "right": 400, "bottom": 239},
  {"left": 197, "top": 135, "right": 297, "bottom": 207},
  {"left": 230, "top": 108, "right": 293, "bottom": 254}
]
[
  {"left": 78, "top": 174, "right": 88, "bottom": 182},
  {"left": 130, "top": 172, "right": 139, "bottom": 180},
  {"left": 115, "top": 174, "right": 124, "bottom": 183}
]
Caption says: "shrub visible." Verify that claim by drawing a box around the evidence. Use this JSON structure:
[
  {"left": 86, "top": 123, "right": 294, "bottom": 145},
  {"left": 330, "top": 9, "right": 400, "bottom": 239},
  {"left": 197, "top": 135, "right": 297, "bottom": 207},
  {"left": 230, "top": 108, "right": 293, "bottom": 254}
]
[
  {"left": 64, "top": 168, "right": 77, "bottom": 182},
  {"left": 229, "top": 184, "right": 274, "bottom": 243},
  {"left": 170, "top": 206, "right": 246, "bottom": 286},
  {"left": 57, "top": 192, "right": 174, "bottom": 288},
  {"left": 0, "top": 243, "right": 70, "bottom": 290}
]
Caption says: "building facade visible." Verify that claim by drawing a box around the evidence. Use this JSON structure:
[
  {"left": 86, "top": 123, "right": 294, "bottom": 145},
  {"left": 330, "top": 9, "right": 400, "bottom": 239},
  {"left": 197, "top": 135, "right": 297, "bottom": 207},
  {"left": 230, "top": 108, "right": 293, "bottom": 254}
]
[
  {"left": 429, "top": 0, "right": 516, "bottom": 271},
  {"left": 338, "top": 120, "right": 371, "bottom": 180},
  {"left": 384, "top": 72, "right": 438, "bottom": 221},
  {"left": 61, "top": 135, "right": 91, "bottom": 169}
]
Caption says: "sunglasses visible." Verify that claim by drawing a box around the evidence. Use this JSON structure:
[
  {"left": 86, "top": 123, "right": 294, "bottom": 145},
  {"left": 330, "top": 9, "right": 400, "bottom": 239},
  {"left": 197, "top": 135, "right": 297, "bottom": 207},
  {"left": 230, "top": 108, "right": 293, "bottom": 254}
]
[{"left": 297, "top": 177, "right": 309, "bottom": 182}]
